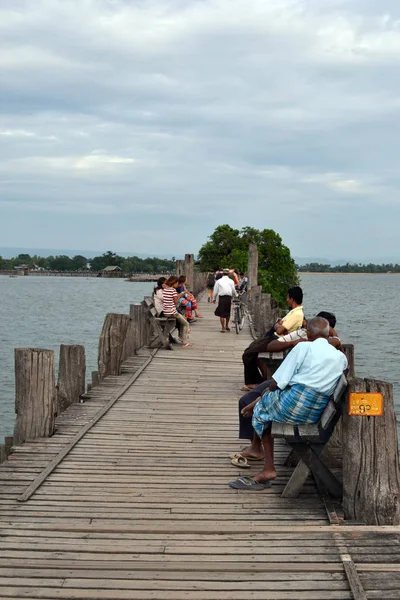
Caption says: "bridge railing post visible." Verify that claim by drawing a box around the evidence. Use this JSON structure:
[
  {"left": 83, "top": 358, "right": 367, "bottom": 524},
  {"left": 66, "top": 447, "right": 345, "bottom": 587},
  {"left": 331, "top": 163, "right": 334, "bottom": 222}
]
[
  {"left": 56, "top": 344, "right": 86, "bottom": 413},
  {"left": 184, "top": 254, "right": 194, "bottom": 292},
  {"left": 14, "top": 348, "right": 57, "bottom": 446},
  {"left": 98, "top": 313, "right": 131, "bottom": 381},
  {"left": 342, "top": 377, "right": 400, "bottom": 525}
]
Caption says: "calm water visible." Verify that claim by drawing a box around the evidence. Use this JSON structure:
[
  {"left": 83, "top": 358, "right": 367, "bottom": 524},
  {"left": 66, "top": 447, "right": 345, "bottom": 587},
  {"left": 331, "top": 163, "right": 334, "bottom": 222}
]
[
  {"left": 0, "top": 274, "right": 398, "bottom": 440},
  {"left": 0, "top": 276, "right": 153, "bottom": 440}
]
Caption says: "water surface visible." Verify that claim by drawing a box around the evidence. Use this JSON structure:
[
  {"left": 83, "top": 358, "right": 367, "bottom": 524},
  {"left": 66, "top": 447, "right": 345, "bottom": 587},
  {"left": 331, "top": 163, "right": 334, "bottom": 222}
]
[
  {"left": 0, "top": 276, "right": 153, "bottom": 439},
  {"left": 0, "top": 273, "right": 398, "bottom": 440}
]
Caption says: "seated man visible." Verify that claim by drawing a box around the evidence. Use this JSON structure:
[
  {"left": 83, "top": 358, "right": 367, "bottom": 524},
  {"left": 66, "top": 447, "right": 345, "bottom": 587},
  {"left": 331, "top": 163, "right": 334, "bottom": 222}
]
[
  {"left": 229, "top": 316, "right": 348, "bottom": 490},
  {"left": 241, "top": 286, "right": 304, "bottom": 390},
  {"left": 232, "top": 312, "right": 342, "bottom": 466}
]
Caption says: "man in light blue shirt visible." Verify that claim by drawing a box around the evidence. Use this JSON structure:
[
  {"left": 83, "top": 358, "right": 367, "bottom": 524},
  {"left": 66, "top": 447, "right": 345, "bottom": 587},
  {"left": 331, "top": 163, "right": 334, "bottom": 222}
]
[{"left": 229, "top": 316, "right": 347, "bottom": 490}]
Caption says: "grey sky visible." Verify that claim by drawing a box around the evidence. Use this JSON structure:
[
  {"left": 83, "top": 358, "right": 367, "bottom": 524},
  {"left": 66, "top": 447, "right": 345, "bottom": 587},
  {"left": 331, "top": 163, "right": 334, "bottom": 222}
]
[{"left": 1, "top": 0, "right": 400, "bottom": 260}]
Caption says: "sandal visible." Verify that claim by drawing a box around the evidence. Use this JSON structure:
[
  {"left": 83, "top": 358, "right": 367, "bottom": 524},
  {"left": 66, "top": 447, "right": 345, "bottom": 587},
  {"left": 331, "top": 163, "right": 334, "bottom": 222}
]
[
  {"left": 230, "top": 453, "right": 250, "bottom": 469},
  {"left": 228, "top": 476, "right": 271, "bottom": 491},
  {"left": 182, "top": 343, "right": 192, "bottom": 348},
  {"left": 229, "top": 452, "right": 263, "bottom": 462}
]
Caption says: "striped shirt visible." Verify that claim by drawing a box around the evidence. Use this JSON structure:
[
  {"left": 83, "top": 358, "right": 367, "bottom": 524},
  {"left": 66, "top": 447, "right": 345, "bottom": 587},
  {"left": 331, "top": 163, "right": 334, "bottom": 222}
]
[{"left": 162, "top": 286, "right": 177, "bottom": 316}]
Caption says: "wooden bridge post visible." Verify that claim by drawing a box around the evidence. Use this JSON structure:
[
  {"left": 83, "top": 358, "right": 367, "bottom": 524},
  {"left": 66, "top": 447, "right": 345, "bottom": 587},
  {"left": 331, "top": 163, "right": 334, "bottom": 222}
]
[
  {"left": 247, "top": 243, "right": 258, "bottom": 290},
  {"left": 184, "top": 254, "right": 194, "bottom": 292},
  {"left": 14, "top": 348, "right": 57, "bottom": 446},
  {"left": 342, "top": 377, "right": 400, "bottom": 525},
  {"left": 98, "top": 313, "right": 131, "bottom": 380},
  {"left": 131, "top": 303, "right": 151, "bottom": 350},
  {"left": 176, "top": 260, "right": 184, "bottom": 276},
  {"left": 56, "top": 345, "right": 86, "bottom": 413}
]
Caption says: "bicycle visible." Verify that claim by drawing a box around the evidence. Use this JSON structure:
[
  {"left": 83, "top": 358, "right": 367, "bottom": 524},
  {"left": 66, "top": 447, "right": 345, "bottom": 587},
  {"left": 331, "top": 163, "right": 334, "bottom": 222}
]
[{"left": 232, "top": 290, "right": 248, "bottom": 334}]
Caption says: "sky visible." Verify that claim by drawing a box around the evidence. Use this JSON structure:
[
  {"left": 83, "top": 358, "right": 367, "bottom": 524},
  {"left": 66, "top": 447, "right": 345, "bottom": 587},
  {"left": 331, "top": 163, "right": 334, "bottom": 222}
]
[{"left": 1, "top": 0, "right": 400, "bottom": 261}]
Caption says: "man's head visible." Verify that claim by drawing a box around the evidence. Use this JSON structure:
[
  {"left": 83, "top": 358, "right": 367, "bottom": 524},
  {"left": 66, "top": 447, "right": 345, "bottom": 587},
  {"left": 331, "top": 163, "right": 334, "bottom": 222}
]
[
  {"left": 317, "top": 311, "right": 336, "bottom": 329},
  {"left": 222, "top": 268, "right": 230, "bottom": 275},
  {"left": 287, "top": 286, "right": 303, "bottom": 308},
  {"left": 306, "top": 317, "right": 330, "bottom": 341}
]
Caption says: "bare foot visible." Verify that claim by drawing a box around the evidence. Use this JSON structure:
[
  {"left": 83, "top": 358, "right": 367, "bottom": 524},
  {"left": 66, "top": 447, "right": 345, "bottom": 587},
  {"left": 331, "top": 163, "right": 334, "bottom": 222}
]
[
  {"left": 253, "top": 470, "right": 277, "bottom": 482},
  {"left": 240, "top": 448, "right": 264, "bottom": 460}
]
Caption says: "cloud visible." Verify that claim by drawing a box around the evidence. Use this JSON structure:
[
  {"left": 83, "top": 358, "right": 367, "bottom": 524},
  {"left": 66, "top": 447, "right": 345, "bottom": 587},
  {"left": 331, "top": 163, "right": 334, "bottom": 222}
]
[{"left": 1, "top": 0, "right": 400, "bottom": 258}]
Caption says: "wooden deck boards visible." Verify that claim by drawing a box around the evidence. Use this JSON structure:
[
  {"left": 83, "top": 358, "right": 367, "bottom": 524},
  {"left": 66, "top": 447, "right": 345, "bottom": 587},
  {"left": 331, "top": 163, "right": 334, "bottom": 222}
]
[{"left": 0, "top": 298, "right": 399, "bottom": 599}]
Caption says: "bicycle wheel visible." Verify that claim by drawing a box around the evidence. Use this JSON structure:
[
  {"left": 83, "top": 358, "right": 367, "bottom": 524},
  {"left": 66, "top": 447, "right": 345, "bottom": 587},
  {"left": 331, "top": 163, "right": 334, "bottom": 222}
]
[
  {"left": 239, "top": 304, "right": 245, "bottom": 330},
  {"left": 235, "top": 306, "right": 240, "bottom": 334}
]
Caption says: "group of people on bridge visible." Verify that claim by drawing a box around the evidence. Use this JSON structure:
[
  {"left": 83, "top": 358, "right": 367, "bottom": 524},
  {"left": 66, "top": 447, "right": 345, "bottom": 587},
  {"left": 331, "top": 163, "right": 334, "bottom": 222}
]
[
  {"left": 153, "top": 275, "right": 204, "bottom": 348},
  {"left": 152, "top": 274, "right": 348, "bottom": 491},
  {"left": 228, "top": 285, "right": 348, "bottom": 491}
]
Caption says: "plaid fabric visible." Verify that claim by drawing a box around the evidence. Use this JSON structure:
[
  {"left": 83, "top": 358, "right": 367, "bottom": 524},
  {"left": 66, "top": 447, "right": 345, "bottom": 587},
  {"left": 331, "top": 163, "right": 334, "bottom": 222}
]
[{"left": 252, "top": 384, "right": 330, "bottom": 438}]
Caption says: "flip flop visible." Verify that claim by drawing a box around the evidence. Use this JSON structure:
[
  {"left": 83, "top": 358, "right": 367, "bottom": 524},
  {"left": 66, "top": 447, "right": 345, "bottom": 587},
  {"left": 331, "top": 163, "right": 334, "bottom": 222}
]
[
  {"left": 230, "top": 454, "right": 250, "bottom": 469},
  {"left": 229, "top": 452, "right": 263, "bottom": 462},
  {"left": 228, "top": 476, "right": 271, "bottom": 491}
]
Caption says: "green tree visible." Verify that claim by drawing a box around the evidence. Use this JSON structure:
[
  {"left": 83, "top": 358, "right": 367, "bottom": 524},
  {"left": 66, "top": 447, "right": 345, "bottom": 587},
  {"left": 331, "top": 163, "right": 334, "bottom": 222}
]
[
  {"left": 198, "top": 224, "right": 298, "bottom": 305},
  {"left": 48, "top": 255, "right": 73, "bottom": 271},
  {"left": 71, "top": 255, "right": 88, "bottom": 270}
]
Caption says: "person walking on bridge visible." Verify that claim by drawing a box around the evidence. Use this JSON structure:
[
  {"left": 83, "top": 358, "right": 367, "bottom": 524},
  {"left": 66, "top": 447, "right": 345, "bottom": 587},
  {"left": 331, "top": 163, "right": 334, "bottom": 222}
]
[{"left": 212, "top": 268, "right": 237, "bottom": 333}]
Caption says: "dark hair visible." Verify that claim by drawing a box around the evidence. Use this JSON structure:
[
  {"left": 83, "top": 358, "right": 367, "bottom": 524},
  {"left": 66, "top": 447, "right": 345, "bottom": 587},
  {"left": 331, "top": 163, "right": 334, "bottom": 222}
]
[
  {"left": 240, "top": 272, "right": 245, "bottom": 277},
  {"left": 154, "top": 276, "right": 166, "bottom": 294},
  {"left": 317, "top": 311, "right": 336, "bottom": 328},
  {"left": 288, "top": 286, "right": 303, "bottom": 304},
  {"left": 178, "top": 275, "right": 186, "bottom": 284},
  {"left": 166, "top": 276, "right": 178, "bottom": 286},
  {"left": 215, "top": 272, "right": 223, "bottom": 280}
]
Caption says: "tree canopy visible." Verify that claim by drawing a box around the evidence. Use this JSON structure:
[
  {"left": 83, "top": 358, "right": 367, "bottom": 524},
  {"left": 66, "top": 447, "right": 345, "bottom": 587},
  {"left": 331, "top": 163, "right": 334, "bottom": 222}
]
[
  {"left": 197, "top": 224, "right": 298, "bottom": 305},
  {"left": 0, "top": 252, "right": 176, "bottom": 274}
]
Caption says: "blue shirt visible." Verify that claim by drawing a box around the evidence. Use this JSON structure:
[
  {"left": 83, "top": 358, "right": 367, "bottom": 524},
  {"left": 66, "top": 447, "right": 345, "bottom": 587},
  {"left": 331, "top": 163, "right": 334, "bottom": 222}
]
[{"left": 273, "top": 338, "right": 348, "bottom": 396}]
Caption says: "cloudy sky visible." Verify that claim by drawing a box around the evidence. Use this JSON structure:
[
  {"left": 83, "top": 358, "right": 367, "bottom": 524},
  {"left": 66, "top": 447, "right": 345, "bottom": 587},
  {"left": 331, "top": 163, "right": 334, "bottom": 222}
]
[{"left": 1, "top": 0, "right": 399, "bottom": 260}]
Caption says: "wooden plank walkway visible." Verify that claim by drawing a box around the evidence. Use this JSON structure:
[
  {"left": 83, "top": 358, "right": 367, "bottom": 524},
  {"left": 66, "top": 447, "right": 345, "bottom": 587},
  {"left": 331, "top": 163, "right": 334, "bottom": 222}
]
[{"left": 0, "top": 297, "right": 399, "bottom": 599}]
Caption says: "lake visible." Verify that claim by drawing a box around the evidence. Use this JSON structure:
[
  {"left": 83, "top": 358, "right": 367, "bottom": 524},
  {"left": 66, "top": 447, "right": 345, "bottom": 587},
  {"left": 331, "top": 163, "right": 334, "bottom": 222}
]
[
  {"left": 0, "top": 273, "right": 398, "bottom": 440},
  {"left": 0, "top": 276, "right": 154, "bottom": 440}
]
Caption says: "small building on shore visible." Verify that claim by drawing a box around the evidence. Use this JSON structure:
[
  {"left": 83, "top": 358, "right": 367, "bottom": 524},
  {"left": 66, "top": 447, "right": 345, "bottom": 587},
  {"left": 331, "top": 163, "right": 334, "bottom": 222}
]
[{"left": 101, "top": 265, "right": 123, "bottom": 278}]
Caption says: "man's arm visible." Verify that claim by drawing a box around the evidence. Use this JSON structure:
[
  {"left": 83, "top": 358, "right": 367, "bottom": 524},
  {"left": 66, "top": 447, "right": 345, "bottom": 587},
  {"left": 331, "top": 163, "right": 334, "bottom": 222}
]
[
  {"left": 267, "top": 338, "right": 307, "bottom": 352},
  {"left": 272, "top": 343, "right": 307, "bottom": 390},
  {"left": 241, "top": 379, "right": 278, "bottom": 417},
  {"left": 274, "top": 324, "right": 288, "bottom": 336},
  {"left": 212, "top": 281, "right": 220, "bottom": 302}
]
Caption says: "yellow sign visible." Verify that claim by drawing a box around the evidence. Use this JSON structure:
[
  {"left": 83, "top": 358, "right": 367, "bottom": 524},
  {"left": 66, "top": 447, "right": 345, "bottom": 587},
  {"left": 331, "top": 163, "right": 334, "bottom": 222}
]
[{"left": 348, "top": 392, "right": 383, "bottom": 416}]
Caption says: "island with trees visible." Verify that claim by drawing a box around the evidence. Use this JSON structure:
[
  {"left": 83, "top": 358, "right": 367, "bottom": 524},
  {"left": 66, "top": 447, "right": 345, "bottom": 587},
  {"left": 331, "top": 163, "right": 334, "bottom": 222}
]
[
  {"left": 0, "top": 251, "right": 176, "bottom": 275},
  {"left": 198, "top": 224, "right": 298, "bottom": 306},
  {"left": 297, "top": 262, "right": 400, "bottom": 273}
]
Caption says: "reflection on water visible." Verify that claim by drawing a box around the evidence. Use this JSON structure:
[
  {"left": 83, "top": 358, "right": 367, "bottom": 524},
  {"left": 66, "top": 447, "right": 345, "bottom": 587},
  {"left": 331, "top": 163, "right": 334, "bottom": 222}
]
[
  {"left": 0, "top": 276, "right": 153, "bottom": 439},
  {"left": 0, "top": 273, "right": 398, "bottom": 440}
]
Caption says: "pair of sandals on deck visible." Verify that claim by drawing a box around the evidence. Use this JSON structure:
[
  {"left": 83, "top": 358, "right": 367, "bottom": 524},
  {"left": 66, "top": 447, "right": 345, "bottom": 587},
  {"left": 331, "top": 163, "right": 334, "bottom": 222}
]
[{"left": 228, "top": 452, "right": 271, "bottom": 491}]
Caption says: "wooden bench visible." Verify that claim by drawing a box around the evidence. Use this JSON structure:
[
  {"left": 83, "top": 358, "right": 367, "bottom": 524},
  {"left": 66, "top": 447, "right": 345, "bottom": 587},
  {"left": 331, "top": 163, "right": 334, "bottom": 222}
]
[
  {"left": 142, "top": 296, "right": 176, "bottom": 350},
  {"left": 271, "top": 373, "right": 348, "bottom": 499}
]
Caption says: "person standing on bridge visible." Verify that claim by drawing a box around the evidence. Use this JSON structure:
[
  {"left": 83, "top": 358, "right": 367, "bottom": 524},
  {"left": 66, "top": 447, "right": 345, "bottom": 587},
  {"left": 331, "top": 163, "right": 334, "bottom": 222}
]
[{"left": 212, "top": 268, "right": 237, "bottom": 333}]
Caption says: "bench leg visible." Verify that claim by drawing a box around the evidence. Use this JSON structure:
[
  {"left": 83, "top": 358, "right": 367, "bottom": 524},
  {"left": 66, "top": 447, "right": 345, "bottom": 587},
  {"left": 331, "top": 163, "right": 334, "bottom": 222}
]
[
  {"left": 281, "top": 459, "right": 311, "bottom": 498},
  {"left": 305, "top": 445, "right": 343, "bottom": 499},
  {"left": 149, "top": 321, "right": 172, "bottom": 349}
]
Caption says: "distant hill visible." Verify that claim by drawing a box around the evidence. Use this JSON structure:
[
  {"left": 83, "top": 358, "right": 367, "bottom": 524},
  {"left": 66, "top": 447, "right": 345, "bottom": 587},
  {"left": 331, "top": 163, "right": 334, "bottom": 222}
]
[{"left": 0, "top": 247, "right": 178, "bottom": 260}]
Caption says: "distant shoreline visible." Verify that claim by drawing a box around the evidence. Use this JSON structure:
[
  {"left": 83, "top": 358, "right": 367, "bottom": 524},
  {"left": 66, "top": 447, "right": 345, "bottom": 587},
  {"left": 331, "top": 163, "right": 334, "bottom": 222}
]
[{"left": 299, "top": 271, "right": 400, "bottom": 275}]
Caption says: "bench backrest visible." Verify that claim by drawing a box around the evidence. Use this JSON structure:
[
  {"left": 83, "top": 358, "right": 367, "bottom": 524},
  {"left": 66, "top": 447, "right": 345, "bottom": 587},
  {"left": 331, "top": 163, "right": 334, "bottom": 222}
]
[
  {"left": 318, "top": 373, "right": 348, "bottom": 441},
  {"left": 143, "top": 296, "right": 158, "bottom": 318}
]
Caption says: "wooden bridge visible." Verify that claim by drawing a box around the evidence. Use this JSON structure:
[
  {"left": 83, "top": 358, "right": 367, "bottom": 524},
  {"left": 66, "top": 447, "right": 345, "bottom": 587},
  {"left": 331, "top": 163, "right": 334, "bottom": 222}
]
[{"left": 0, "top": 297, "right": 399, "bottom": 599}]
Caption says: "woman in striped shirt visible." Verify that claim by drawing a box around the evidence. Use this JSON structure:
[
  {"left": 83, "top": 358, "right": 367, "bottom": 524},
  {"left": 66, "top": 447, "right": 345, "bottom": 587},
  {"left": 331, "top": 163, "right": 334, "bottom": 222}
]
[{"left": 162, "top": 276, "right": 192, "bottom": 347}]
